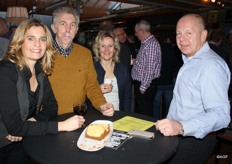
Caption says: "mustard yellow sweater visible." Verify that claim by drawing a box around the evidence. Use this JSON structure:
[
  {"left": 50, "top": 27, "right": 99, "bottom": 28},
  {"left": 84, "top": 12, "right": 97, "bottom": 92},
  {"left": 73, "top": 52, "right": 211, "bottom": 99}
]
[{"left": 49, "top": 44, "right": 106, "bottom": 114}]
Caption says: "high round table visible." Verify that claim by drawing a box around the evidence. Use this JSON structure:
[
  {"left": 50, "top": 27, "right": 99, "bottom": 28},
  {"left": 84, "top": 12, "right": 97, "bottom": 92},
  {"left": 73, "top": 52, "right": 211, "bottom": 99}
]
[{"left": 23, "top": 110, "right": 178, "bottom": 164}]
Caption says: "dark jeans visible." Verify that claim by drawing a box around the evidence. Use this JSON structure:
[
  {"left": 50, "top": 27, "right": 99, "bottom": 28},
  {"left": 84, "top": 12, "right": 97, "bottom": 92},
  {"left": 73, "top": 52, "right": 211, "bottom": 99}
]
[
  {"left": 167, "top": 133, "right": 216, "bottom": 164},
  {"left": 0, "top": 142, "right": 29, "bottom": 164},
  {"left": 133, "top": 80, "right": 157, "bottom": 117},
  {"left": 153, "top": 85, "right": 174, "bottom": 120}
]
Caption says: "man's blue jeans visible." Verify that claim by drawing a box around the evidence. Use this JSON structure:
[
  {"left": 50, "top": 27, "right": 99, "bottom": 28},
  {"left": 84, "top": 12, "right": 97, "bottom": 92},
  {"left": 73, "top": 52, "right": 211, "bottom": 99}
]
[{"left": 153, "top": 85, "right": 174, "bottom": 120}]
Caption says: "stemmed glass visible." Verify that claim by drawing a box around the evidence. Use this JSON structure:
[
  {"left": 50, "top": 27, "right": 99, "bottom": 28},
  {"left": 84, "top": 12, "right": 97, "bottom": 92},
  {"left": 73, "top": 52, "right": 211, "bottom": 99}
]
[{"left": 73, "top": 102, "right": 87, "bottom": 127}]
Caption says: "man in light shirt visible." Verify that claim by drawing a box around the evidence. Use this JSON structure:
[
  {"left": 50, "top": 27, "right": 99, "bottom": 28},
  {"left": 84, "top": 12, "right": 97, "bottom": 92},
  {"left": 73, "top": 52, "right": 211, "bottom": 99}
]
[{"left": 156, "top": 14, "right": 231, "bottom": 163}]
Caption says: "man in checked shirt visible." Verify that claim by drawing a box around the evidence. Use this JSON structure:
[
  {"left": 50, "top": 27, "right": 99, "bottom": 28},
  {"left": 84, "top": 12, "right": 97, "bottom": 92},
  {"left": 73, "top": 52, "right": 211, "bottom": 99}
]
[{"left": 131, "top": 20, "right": 161, "bottom": 117}]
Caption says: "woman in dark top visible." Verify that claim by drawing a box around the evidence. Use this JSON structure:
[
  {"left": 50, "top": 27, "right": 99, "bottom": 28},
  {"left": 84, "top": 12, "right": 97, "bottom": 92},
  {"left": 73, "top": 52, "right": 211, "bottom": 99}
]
[
  {"left": 92, "top": 31, "right": 132, "bottom": 112},
  {"left": 0, "top": 19, "right": 85, "bottom": 163}
]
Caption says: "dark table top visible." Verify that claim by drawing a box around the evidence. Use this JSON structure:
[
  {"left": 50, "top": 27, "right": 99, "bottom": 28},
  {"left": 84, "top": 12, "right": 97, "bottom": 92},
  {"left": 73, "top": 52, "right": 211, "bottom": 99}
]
[{"left": 23, "top": 110, "right": 178, "bottom": 164}]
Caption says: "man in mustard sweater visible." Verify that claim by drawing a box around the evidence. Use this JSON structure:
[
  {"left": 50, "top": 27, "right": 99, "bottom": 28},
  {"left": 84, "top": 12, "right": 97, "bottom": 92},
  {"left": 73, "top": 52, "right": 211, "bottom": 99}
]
[{"left": 49, "top": 6, "right": 114, "bottom": 116}]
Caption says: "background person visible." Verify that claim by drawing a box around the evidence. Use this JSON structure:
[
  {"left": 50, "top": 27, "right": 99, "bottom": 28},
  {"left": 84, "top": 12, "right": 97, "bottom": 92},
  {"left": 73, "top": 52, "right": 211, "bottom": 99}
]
[
  {"left": 49, "top": 7, "right": 114, "bottom": 116},
  {"left": 153, "top": 34, "right": 177, "bottom": 119},
  {"left": 0, "top": 17, "right": 9, "bottom": 58},
  {"left": 221, "top": 30, "right": 232, "bottom": 65},
  {"left": 113, "top": 27, "right": 136, "bottom": 68},
  {"left": 92, "top": 31, "right": 132, "bottom": 112},
  {"left": 0, "top": 17, "right": 9, "bottom": 37},
  {"left": 156, "top": 14, "right": 231, "bottom": 163},
  {"left": 131, "top": 19, "right": 161, "bottom": 117},
  {"left": 0, "top": 37, "right": 9, "bottom": 58},
  {"left": 0, "top": 19, "right": 84, "bottom": 164},
  {"left": 4, "top": 25, "right": 17, "bottom": 40},
  {"left": 208, "top": 30, "right": 230, "bottom": 68}
]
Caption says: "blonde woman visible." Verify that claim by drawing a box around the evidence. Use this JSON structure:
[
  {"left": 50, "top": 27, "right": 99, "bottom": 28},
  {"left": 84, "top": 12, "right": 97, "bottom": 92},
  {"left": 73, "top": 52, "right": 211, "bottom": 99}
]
[
  {"left": 92, "top": 31, "right": 132, "bottom": 111},
  {"left": 0, "top": 19, "right": 84, "bottom": 163}
]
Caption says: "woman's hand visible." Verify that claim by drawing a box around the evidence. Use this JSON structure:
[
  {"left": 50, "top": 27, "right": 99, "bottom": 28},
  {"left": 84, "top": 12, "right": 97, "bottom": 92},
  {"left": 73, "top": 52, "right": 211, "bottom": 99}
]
[
  {"left": 100, "top": 103, "right": 114, "bottom": 117},
  {"left": 6, "top": 117, "right": 37, "bottom": 142},
  {"left": 6, "top": 134, "right": 23, "bottom": 142},
  {"left": 100, "top": 84, "right": 113, "bottom": 93},
  {"left": 58, "top": 115, "right": 85, "bottom": 132}
]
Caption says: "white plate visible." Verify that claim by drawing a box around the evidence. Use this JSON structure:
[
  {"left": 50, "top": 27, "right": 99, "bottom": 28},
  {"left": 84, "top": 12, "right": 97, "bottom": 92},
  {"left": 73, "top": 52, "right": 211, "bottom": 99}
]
[{"left": 77, "top": 120, "right": 113, "bottom": 151}]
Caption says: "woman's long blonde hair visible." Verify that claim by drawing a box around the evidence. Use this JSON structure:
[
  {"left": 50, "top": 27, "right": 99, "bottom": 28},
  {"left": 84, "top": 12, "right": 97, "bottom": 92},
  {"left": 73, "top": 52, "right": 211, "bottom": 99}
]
[{"left": 4, "top": 19, "right": 56, "bottom": 75}]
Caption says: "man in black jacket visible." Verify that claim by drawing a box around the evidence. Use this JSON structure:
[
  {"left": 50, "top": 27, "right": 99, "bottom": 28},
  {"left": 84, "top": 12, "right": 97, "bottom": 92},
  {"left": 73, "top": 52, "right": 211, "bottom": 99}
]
[{"left": 209, "top": 30, "right": 230, "bottom": 69}]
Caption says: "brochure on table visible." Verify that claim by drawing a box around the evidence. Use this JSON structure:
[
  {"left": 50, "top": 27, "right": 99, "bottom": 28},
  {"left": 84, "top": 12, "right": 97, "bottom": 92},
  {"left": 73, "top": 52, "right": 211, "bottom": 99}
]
[
  {"left": 113, "top": 116, "right": 154, "bottom": 132},
  {"left": 106, "top": 116, "right": 154, "bottom": 149}
]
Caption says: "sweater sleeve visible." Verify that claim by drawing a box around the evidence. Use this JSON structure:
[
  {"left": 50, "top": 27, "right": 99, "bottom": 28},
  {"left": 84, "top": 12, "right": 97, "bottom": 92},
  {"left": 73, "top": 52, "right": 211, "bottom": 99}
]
[{"left": 85, "top": 55, "right": 106, "bottom": 110}]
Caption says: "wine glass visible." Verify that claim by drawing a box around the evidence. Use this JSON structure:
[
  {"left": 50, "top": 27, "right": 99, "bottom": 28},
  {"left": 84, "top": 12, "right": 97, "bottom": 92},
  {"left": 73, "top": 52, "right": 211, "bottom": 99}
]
[
  {"left": 73, "top": 103, "right": 87, "bottom": 115},
  {"left": 73, "top": 103, "right": 87, "bottom": 127}
]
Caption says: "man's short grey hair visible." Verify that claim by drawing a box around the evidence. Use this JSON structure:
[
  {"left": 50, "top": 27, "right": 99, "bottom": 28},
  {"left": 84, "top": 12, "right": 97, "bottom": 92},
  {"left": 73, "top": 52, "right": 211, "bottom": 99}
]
[
  {"left": 52, "top": 6, "right": 80, "bottom": 26},
  {"left": 135, "top": 20, "right": 150, "bottom": 32}
]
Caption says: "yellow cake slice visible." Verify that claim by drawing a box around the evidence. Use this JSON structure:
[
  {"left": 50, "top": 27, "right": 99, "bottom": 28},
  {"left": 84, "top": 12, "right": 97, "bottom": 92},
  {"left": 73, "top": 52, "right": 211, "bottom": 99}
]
[{"left": 85, "top": 124, "right": 110, "bottom": 141}]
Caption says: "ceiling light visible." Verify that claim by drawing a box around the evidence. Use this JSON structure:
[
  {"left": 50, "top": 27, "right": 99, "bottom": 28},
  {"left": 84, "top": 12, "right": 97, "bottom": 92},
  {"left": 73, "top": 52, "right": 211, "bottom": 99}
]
[{"left": 6, "top": 7, "right": 29, "bottom": 23}]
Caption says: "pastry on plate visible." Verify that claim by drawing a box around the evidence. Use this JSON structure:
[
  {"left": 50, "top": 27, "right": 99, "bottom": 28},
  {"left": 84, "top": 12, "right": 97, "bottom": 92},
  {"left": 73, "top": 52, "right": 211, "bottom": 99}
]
[{"left": 85, "top": 124, "right": 110, "bottom": 141}]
